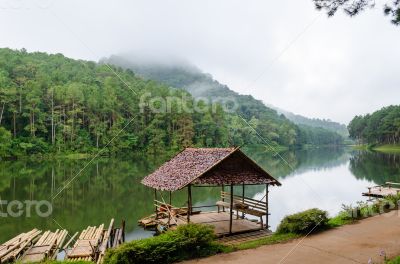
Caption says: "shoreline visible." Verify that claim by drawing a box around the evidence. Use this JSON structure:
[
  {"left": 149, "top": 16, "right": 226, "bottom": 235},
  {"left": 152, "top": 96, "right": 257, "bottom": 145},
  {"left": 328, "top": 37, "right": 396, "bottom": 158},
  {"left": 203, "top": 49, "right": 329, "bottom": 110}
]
[{"left": 352, "top": 144, "right": 400, "bottom": 153}]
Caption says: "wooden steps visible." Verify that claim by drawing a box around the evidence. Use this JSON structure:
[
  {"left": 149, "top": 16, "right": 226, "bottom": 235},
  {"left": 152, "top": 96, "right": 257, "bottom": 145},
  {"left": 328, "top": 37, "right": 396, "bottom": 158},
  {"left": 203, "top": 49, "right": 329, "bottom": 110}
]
[{"left": 218, "top": 229, "right": 272, "bottom": 246}]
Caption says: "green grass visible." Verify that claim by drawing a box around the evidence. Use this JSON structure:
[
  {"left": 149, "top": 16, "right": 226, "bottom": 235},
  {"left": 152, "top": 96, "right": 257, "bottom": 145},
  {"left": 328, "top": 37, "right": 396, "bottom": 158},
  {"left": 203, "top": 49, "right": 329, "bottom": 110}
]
[
  {"left": 387, "top": 256, "right": 400, "bottom": 264},
  {"left": 327, "top": 212, "right": 355, "bottom": 227},
  {"left": 351, "top": 144, "right": 400, "bottom": 153},
  {"left": 373, "top": 144, "right": 400, "bottom": 153}
]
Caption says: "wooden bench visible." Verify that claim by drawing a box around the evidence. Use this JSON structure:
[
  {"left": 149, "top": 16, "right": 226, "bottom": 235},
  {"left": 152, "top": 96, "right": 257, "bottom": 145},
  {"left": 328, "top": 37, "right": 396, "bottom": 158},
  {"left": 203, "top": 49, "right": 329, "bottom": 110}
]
[{"left": 216, "top": 191, "right": 268, "bottom": 229}]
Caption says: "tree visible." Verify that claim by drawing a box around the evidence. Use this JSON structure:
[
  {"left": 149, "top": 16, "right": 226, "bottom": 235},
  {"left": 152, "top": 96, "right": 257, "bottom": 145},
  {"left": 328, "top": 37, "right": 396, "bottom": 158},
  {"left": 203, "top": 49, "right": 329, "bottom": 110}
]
[
  {"left": 0, "top": 127, "right": 11, "bottom": 157},
  {"left": 313, "top": 0, "right": 400, "bottom": 25},
  {"left": 348, "top": 105, "right": 400, "bottom": 145}
]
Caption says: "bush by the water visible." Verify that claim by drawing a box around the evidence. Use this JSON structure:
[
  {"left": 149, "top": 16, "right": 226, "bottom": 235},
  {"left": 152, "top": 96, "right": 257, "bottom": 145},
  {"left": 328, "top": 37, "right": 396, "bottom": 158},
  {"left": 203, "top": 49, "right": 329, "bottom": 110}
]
[
  {"left": 103, "top": 223, "right": 223, "bottom": 264},
  {"left": 276, "top": 208, "right": 329, "bottom": 234}
]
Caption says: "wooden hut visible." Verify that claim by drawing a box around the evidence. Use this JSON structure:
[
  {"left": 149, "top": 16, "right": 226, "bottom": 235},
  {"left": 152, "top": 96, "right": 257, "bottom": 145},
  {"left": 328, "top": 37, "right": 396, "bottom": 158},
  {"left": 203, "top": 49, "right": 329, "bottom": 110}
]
[{"left": 141, "top": 147, "right": 281, "bottom": 236}]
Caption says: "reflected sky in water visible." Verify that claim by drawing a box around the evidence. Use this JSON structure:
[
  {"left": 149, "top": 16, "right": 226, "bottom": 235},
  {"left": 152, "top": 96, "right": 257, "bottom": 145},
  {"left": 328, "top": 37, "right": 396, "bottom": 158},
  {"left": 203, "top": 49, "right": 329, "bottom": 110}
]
[{"left": 1, "top": 148, "right": 399, "bottom": 241}]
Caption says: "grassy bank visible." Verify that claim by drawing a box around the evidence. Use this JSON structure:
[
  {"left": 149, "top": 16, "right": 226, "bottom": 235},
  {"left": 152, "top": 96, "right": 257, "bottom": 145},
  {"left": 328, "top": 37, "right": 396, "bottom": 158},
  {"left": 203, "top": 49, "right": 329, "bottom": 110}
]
[
  {"left": 373, "top": 144, "right": 400, "bottom": 153},
  {"left": 352, "top": 144, "right": 400, "bottom": 153}
]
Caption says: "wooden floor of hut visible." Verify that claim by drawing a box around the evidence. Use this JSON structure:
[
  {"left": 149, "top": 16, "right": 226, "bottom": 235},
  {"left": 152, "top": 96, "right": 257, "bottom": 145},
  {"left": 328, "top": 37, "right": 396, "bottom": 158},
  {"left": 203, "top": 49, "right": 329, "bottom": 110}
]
[{"left": 160, "top": 211, "right": 262, "bottom": 236}]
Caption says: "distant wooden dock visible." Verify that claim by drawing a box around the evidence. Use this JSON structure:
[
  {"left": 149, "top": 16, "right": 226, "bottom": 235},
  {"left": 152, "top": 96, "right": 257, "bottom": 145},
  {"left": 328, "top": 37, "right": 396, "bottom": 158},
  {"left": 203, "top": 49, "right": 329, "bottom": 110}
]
[{"left": 363, "top": 182, "right": 400, "bottom": 198}]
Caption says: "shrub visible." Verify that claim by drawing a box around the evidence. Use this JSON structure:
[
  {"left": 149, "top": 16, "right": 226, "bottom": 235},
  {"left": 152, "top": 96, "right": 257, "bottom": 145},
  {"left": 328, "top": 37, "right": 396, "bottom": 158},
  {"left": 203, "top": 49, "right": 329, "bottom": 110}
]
[
  {"left": 276, "top": 208, "right": 329, "bottom": 234},
  {"left": 103, "top": 223, "right": 222, "bottom": 264},
  {"left": 328, "top": 211, "right": 354, "bottom": 227}
]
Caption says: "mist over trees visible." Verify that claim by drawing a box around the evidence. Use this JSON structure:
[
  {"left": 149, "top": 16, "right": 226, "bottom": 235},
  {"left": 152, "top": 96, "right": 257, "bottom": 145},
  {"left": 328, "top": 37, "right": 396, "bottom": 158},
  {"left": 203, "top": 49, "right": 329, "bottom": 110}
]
[
  {"left": 348, "top": 105, "right": 400, "bottom": 145},
  {"left": 0, "top": 48, "right": 345, "bottom": 158},
  {"left": 105, "top": 55, "right": 344, "bottom": 148},
  {"left": 0, "top": 48, "right": 231, "bottom": 157},
  {"left": 273, "top": 107, "right": 348, "bottom": 137}
]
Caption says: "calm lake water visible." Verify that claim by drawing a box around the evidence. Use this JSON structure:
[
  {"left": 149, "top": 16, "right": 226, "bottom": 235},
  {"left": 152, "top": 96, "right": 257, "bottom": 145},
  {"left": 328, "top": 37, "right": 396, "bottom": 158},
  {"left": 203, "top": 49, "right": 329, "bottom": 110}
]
[{"left": 1, "top": 147, "right": 400, "bottom": 242}]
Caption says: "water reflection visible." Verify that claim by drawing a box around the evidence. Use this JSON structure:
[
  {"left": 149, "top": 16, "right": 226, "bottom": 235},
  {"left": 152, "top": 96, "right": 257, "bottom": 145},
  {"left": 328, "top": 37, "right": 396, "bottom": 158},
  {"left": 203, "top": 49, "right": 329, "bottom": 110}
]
[{"left": 0, "top": 147, "right": 399, "bottom": 241}]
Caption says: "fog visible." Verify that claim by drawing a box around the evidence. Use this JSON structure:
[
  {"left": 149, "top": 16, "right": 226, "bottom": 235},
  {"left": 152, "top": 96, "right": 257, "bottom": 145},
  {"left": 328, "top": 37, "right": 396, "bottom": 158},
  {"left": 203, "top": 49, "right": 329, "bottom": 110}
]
[{"left": 1, "top": 0, "right": 399, "bottom": 123}]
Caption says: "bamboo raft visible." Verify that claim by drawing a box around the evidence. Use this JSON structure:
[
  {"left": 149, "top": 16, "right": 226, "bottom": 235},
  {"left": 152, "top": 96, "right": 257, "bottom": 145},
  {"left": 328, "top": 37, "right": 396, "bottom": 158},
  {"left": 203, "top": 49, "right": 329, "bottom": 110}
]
[
  {"left": 20, "top": 229, "right": 68, "bottom": 263},
  {"left": 66, "top": 219, "right": 125, "bottom": 263},
  {"left": 363, "top": 182, "right": 400, "bottom": 198},
  {"left": 138, "top": 200, "right": 189, "bottom": 230},
  {"left": 0, "top": 219, "right": 125, "bottom": 263},
  {"left": 66, "top": 224, "right": 105, "bottom": 262},
  {"left": 0, "top": 229, "right": 42, "bottom": 263}
]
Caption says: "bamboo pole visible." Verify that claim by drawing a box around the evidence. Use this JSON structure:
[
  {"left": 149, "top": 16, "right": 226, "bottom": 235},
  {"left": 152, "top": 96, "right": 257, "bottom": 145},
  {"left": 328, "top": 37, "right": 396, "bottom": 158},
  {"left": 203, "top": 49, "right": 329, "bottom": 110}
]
[{"left": 63, "top": 232, "right": 78, "bottom": 250}]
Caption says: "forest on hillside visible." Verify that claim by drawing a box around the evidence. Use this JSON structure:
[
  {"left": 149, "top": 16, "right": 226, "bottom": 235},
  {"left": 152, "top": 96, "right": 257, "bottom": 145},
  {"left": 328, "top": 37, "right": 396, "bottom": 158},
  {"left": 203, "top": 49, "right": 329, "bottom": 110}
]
[
  {"left": 348, "top": 105, "right": 400, "bottom": 145},
  {"left": 0, "top": 49, "right": 343, "bottom": 158},
  {"left": 274, "top": 108, "right": 349, "bottom": 137},
  {"left": 105, "top": 56, "right": 344, "bottom": 145}
]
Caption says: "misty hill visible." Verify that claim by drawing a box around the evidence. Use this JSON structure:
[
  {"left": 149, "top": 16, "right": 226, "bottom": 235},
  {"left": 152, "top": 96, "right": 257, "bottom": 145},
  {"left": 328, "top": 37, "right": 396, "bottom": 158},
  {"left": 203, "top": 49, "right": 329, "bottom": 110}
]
[
  {"left": 0, "top": 48, "right": 232, "bottom": 157},
  {"left": 104, "top": 55, "right": 344, "bottom": 147},
  {"left": 272, "top": 107, "right": 349, "bottom": 137}
]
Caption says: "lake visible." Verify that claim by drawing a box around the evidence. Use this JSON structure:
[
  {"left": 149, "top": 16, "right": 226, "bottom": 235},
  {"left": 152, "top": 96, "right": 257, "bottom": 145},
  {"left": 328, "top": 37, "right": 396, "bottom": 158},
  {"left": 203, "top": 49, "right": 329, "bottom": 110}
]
[{"left": 1, "top": 147, "right": 400, "bottom": 242}]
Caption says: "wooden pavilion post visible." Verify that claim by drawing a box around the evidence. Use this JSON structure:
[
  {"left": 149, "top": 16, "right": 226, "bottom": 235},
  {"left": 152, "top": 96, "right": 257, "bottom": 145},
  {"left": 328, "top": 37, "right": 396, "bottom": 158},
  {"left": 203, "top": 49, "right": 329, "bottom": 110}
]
[
  {"left": 187, "top": 184, "right": 192, "bottom": 223},
  {"left": 229, "top": 184, "right": 233, "bottom": 234},
  {"left": 154, "top": 189, "right": 158, "bottom": 220},
  {"left": 265, "top": 184, "right": 269, "bottom": 230},
  {"left": 222, "top": 184, "right": 225, "bottom": 212},
  {"left": 242, "top": 183, "right": 245, "bottom": 219}
]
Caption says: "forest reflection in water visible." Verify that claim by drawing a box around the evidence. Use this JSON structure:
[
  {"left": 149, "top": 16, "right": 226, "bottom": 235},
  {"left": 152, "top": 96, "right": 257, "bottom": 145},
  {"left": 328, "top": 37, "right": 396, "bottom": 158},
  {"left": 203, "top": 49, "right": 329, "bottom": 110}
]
[{"left": 0, "top": 147, "right": 399, "bottom": 241}]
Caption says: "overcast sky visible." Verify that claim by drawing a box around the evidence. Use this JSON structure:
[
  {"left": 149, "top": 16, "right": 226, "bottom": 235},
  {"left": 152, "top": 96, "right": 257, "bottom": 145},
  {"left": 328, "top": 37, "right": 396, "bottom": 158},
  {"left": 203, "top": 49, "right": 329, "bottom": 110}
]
[{"left": 1, "top": 0, "right": 399, "bottom": 124}]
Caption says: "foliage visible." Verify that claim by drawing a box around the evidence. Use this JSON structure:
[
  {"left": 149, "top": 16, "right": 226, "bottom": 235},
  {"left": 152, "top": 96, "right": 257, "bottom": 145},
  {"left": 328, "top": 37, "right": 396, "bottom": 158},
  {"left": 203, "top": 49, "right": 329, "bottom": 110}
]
[
  {"left": 0, "top": 48, "right": 345, "bottom": 158},
  {"left": 339, "top": 195, "right": 400, "bottom": 222},
  {"left": 0, "top": 127, "right": 12, "bottom": 158},
  {"left": 103, "top": 223, "right": 222, "bottom": 264},
  {"left": 276, "top": 208, "right": 329, "bottom": 234},
  {"left": 387, "top": 256, "right": 400, "bottom": 264},
  {"left": 348, "top": 105, "right": 400, "bottom": 145},
  {"left": 0, "top": 48, "right": 231, "bottom": 157},
  {"left": 276, "top": 108, "right": 348, "bottom": 137},
  {"left": 313, "top": 0, "right": 400, "bottom": 25},
  {"left": 296, "top": 124, "right": 344, "bottom": 146},
  {"left": 327, "top": 211, "right": 354, "bottom": 227},
  {"left": 105, "top": 55, "right": 344, "bottom": 148}
]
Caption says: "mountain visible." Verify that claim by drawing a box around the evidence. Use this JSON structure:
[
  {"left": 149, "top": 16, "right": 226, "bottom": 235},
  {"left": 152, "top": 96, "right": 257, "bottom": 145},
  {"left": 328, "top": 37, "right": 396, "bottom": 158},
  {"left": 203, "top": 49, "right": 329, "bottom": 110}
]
[
  {"left": 103, "top": 55, "right": 344, "bottom": 147},
  {"left": 0, "top": 48, "right": 232, "bottom": 157},
  {"left": 272, "top": 107, "right": 349, "bottom": 137}
]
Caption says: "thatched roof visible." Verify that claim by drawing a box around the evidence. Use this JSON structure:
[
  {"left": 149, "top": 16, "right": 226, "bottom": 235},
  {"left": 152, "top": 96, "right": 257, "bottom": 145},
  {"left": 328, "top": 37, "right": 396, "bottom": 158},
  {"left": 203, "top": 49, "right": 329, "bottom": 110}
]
[{"left": 141, "top": 147, "right": 281, "bottom": 191}]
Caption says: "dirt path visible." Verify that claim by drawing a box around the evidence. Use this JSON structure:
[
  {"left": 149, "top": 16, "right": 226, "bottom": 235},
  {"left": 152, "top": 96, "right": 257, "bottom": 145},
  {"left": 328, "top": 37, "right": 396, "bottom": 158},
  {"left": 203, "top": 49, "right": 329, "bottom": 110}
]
[{"left": 185, "top": 211, "right": 400, "bottom": 264}]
